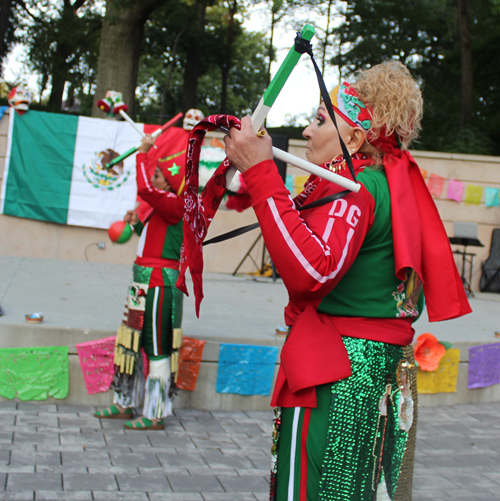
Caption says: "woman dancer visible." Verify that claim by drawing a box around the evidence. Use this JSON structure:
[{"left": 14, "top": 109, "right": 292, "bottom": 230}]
[{"left": 224, "top": 60, "right": 470, "bottom": 500}]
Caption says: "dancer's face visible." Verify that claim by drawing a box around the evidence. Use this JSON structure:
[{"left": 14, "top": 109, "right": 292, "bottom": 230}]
[
  {"left": 302, "top": 105, "right": 353, "bottom": 166},
  {"left": 151, "top": 168, "right": 171, "bottom": 192}
]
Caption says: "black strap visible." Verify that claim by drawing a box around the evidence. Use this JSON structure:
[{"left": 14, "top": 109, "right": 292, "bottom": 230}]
[
  {"left": 203, "top": 34, "right": 356, "bottom": 247},
  {"left": 294, "top": 34, "right": 358, "bottom": 185},
  {"left": 203, "top": 222, "right": 260, "bottom": 246},
  {"left": 203, "top": 190, "right": 351, "bottom": 246},
  {"left": 297, "top": 189, "right": 350, "bottom": 211}
]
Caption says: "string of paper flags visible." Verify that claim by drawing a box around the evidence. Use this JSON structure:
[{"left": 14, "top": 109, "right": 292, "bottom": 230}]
[
  {"left": 284, "top": 170, "right": 500, "bottom": 207},
  {"left": 1, "top": 336, "right": 499, "bottom": 400},
  {"left": 421, "top": 169, "right": 499, "bottom": 207}
]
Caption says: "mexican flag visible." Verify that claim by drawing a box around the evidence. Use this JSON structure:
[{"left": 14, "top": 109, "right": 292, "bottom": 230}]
[{"left": 0, "top": 110, "right": 188, "bottom": 229}]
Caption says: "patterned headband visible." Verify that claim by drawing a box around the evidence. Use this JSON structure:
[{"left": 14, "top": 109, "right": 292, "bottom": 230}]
[{"left": 329, "top": 82, "right": 372, "bottom": 131}]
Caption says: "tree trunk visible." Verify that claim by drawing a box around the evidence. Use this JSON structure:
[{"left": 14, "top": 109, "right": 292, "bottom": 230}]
[
  {"left": 220, "top": 0, "right": 237, "bottom": 114},
  {"left": 47, "top": 0, "right": 88, "bottom": 110},
  {"left": 48, "top": 76, "right": 67, "bottom": 110},
  {"left": 92, "top": 0, "right": 169, "bottom": 118},
  {"left": 457, "top": 0, "right": 473, "bottom": 129},
  {"left": 161, "top": 25, "right": 187, "bottom": 120},
  {"left": 266, "top": 10, "right": 276, "bottom": 88},
  {"left": 181, "top": 0, "right": 206, "bottom": 113},
  {"left": 0, "top": 0, "right": 14, "bottom": 61}
]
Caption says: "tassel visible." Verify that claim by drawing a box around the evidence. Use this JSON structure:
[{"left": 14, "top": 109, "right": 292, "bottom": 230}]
[
  {"left": 142, "top": 374, "right": 173, "bottom": 420},
  {"left": 116, "top": 325, "right": 122, "bottom": 346},
  {"left": 131, "top": 352, "right": 145, "bottom": 409},
  {"left": 171, "top": 351, "right": 179, "bottom": 373},
  {"left": 172, "top": 328, "right": 183, "bottom": 349},
  {"left": 133, "top": 331, "right": 140, "bottom": 352}
]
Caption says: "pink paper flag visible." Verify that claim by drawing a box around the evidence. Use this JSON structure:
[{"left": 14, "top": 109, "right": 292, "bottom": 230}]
[
  {"left": 447, "top": 179, "right": 465, "bottom": 203},
  {"left": 76, "top": 336, "right": 116, "bottom": 395},
  {"left": 427, "top": 173, "right": 445, "bottom": 197}
]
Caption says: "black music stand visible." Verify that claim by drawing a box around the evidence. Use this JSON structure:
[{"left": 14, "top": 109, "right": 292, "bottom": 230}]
[
  {"left": 449, "top": 236, "right": 484, "bottom": 297},
  {"left": 232, "top": 134, "right": 288, "bottom": 281}
]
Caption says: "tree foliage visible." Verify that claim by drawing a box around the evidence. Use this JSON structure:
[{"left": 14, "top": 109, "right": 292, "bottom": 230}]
[
  {"left": 0, "top": 0, "right": 18, "bottom": 68},
  {"left": 7, "top": 0, "right": 500, "bottom": 158},
  {"left": 16, "top": 0, "right": 102, "bottom": 111},
  {"left": 136, "top": 0, "right": 268, "bottom": 123},
  {"left": 332, "top": 0, "right": 500, "bottom": 155}
]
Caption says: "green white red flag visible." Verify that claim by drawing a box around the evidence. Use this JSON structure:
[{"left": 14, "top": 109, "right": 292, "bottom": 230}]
[{"left": 0, "top": 110, "right": 187, "bottom": 229}]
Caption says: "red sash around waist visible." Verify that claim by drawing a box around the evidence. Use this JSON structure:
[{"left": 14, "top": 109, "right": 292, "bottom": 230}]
[{"left": 270, "top": 306, "right": 414, "bottom": 408}]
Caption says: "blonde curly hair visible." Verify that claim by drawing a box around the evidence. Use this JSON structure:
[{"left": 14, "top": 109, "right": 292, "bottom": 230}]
[{"left": 350, "top": 60, "right": 423, "bottom": 150}]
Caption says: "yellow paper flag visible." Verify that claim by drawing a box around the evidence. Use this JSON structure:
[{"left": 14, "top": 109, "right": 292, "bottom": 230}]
[
  {"left": 417, "top": 348, "right": 460, "bottom": 394},
  {"left": 465, "top": 184, "right": 483, "bottom": 205},
  {"left": 295, "top": 175, "right": 310, "bottom": 194}
]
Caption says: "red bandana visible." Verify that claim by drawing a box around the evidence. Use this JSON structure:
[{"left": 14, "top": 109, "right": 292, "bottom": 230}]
[
  {"left": 176, "top": 115, "right": 241, "bottom": 316},
  {"left": 177, "top": 112, "right": 471, "bottom": 323}
]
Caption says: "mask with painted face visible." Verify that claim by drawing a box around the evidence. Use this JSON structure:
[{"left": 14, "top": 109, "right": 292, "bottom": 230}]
[
  {"left": 8, "top": 84, "right": 31, "bottom": 115},
  {"left": 183, "top": 109, "right": 205, "bottom": 131}
]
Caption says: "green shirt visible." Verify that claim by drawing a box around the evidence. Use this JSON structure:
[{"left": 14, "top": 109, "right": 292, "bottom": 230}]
[{"left": 318, "top": 167, "right": 424, "bottom": 320}]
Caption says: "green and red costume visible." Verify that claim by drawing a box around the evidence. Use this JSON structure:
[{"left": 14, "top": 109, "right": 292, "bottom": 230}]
[
  {"left": 241, "top": 145, "right": 470, "bottom": 499},
  {"left": 112, "top": 150, "right": 185, "bottom": 420}
]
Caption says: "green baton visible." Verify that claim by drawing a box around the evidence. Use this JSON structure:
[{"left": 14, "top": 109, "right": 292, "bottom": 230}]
[{"left": 251, "top": 24, "right": 315, "bottom": 131}]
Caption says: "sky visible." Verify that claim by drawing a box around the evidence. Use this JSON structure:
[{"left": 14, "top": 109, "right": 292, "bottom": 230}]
[
  {"left": 243, "top": 6, "right": 341, "bottom": 126},
  {"left": 3, "top": 6, "right": 342, "bottom": 128}
]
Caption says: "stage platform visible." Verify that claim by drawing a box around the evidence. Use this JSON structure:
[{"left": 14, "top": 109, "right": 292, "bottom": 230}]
[{"left": 0, "top": 256, "right": 499, "bottom": 409}]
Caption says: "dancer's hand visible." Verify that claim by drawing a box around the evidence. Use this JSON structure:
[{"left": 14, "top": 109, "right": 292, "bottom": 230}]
[{"left": 224, "top": 116, "right": 273, "bottom": 173}]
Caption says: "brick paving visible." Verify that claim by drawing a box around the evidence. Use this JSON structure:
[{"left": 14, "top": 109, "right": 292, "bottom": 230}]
[{"left": 1, "top": 401, "right": 500, "bottom": 501}]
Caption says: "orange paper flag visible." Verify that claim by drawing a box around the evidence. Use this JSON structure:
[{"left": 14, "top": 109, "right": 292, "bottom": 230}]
[
  {"left": 176, "top": 337, "right": 206, "bottom": 391},
  {"left": 427, "top": 173, "right": 445, "bottom": 197}
]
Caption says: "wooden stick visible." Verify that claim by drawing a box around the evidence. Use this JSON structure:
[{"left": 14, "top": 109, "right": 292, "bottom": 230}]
[
  {"left": 119, "top": 109, "right": 146, "bottom": 138},
  {"left": 219, "top": 124, "right": 359, "bottom": 193},
  {"left": 105, "top": 113, "right": 184, "bottom": 170},
  {"left": 226, "top": 24, "right": 315, "bottom": 186},
  {"left": 272, "top": 147, "right": 360, "bottom": 193},
  {"left": 151, "top": 112, "right": 183, "bottom": 138}
]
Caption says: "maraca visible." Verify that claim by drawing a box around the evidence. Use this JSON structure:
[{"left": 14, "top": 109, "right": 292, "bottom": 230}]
[{"left": 108, "top": 220, "right": 133, "bottom": 244}]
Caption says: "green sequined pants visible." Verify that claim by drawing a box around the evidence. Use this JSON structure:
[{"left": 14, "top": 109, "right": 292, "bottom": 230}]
[{"left": 275, "top": 337, "right": 417, "bottom": 501}]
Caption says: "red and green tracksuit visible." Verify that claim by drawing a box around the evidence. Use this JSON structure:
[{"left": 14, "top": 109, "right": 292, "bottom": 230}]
[{"left": 242, "top": 160, "right": 422, "bottom": 500}]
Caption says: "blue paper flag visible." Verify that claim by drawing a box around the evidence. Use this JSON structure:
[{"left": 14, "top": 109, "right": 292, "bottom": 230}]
[
  {"left": 0, "top": 105, "right": 8, "bottom": 121},
  {"left": 216, "top": 343, "right": 278, "bottom": 396},
  {"left": 485, "top": 187, "right": 500, "bottom": 208}
]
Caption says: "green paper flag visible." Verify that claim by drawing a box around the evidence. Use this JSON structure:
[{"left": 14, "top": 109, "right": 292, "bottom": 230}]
[{"left": 0, "top": 346, "right": 69, "bottom": 400}]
